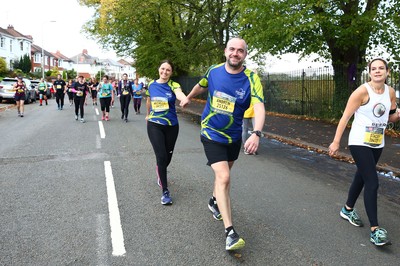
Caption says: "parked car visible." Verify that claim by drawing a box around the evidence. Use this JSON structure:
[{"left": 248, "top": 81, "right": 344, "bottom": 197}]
[
  {"left": 0, "top": 77, "right": 36, "bottom": 103},
  {"left": 31, "top": 80, "right": 52, "bottom": 99},
  {"left": 47, "top": 82, "right": 54, "bottom": 99}
]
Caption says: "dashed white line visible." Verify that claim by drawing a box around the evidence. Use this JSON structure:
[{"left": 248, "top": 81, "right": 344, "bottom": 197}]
[
  {"left": 98, "top": 121, "right": 106, "bottom": 139},
  {"left": 104, "top": 161, "right": 126, "bottom": 257},
  {"left": 95, "top": 108, "right": 99, "bottom": 116}
]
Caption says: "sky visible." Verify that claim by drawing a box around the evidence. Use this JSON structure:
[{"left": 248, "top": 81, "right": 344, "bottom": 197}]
[
  {"left": 0, "top": 0, "right": 118, "bottom": 60},
  {"left": 0, "top": 0, "right": 330, "bottom": 72}
]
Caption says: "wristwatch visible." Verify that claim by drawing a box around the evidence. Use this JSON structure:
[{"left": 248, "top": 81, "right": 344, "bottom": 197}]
[{"left": 250, "top": 130, "right": 262, "bottom": 137}]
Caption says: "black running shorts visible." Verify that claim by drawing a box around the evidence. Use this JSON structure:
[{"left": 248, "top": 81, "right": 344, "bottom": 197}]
[{"left": 201, "top": 136, "right": 241, "bottom": 166}]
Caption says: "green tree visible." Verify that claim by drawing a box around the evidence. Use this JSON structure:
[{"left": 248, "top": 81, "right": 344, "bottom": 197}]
[
  {"left": 79, "top": 0, "right": 239, "bottom": 77},
  {"left": 0, "top": 57, "right": 7, "bottom": 76},
  {"left": 13, "top": 54, "right": 32, "bottom": 73},
  {"left": 237, "top": 0, "right": 400, "bottom": 116}
]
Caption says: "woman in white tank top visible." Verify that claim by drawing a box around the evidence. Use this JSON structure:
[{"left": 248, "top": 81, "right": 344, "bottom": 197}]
[{"left": 329, "top": 58, "right": 400, "bottom": 246}]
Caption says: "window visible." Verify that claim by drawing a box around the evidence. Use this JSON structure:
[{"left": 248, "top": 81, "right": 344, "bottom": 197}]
[
  {"left": 10, "top": 40, "right": 12, "bottom": 52},
  {"left": 20, "top": 41, "right": 23, "bottom": 51},
  {"left": 34, "top": 53, "right": 41, "bottom": 63},
  {"left": 0, "top": 37, "right": 4, "bottom": 48}
]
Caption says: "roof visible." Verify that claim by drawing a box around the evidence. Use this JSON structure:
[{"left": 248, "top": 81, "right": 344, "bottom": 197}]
[
  {"left": 118, "top": 59, "right": 134, "bottom": 66},
  {"left": 51, "top": 51, "right": 73, "bottom": 62},
  {"left": 31, "top": 44, "right": 53, "bottom": 57},
  {"left": 0, "top": 25, "right": 33, "bottom": 41},
  {"left": 70, "top": 49, "right": 99, "bottom": 64}
]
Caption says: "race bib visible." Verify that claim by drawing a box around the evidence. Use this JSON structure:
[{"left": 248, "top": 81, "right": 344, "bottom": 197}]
[
  {"left": 56, "top": 85, "right": 62, "bottom": 89},
  {"left": 211, "top": 90, "right": 236, "bottom": 115},
  {"left": 18, "top": 89, "right": 24, "bottom": 93},
  {"left": 135, "top": 91, "right": 141, "bottom": 95},
  {"left": 76, "top": 91, "right": 83, "bottom": 97},
  {"left": 363, "top": 126, "right": 384, "bottom": 147},
  {"left": 151, "top": 97, "right": 169, "bottom": 112},
  {"left": 122, "top": 90, "right": 130, "bottom": 95}
]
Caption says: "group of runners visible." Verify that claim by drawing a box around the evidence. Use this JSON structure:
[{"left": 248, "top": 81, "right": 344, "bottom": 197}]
[
  {"left": 10, "top": 37, "right": 400, "bottom": 251},
  {"left": 28, "top": 73, "right": 145, "bottom": 123}
]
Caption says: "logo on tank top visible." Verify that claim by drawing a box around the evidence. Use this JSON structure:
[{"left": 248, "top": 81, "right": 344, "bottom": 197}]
[{"left": 372, "top": 103, "right": 386, "bottom": 118}]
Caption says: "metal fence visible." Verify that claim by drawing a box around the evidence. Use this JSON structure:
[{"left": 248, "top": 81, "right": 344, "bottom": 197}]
[{"left": 175, "top": 66, "right": 400, "bottom": 130}]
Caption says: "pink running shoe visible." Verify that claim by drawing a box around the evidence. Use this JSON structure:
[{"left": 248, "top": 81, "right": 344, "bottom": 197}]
[
  {"left": 101, "top": 115, "right": 105, "bottom": 120},
  {"left": 105, "top": 116, "right": 109, "bottom": 121}
]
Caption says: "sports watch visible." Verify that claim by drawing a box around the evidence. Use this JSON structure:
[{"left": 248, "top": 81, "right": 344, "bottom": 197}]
[{"left": 250, "top": 130, "right": 262, "bottom": 137}]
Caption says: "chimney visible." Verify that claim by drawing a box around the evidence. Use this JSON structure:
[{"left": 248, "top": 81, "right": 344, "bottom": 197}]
[
  {"left": 82, "top": 49, "right": 88, "bottom": 55},
  {"left": 7, "top": 25, "right": 14, "bottom": 30}
]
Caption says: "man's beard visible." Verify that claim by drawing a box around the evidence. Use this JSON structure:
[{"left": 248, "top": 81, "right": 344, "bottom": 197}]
[{"left": 227, "top": 57, "right": 243, "bottom": 69}]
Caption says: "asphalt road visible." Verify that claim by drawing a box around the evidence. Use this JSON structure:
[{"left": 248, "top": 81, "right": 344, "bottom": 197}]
[{"left": 0, "top": 98, "right": 399, "bottom": 265}]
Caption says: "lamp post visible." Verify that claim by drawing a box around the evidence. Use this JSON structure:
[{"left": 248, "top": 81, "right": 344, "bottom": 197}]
[{"left": 41, "top": 20, "right": 56, "bottom": 79}]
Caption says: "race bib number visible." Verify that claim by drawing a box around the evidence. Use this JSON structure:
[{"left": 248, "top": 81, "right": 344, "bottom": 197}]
[
  {"left": 18, "top": 89, "right": 24, "bottom": 93},
  {"left": 363, "top": 126, "right": 384, "bottom": 147},
  {"left": 135, "top": 91, "right": 141, "bottom": 95},
  {"left": 211, "top": 91, "right": 236, "bottom": 115},
  {"left": 56, "top": 85, "right": 62, "bottom": 89},
  {"left": 122, "top": 90, "right": 130, "bottom": 95},
  {"left": 76, "top": 91, "right": 83, "bottom": 97},
  {"left": 151, "top": 97, "right": 169, "bottom": 112}
]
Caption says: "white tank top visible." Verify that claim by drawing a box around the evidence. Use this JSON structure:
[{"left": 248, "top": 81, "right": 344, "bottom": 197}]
[{"left": 348, "top": 83, "right": 391, "bottom": 148}]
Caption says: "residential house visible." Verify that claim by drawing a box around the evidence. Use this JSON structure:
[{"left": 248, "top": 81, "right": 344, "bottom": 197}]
[
  {"left": 0, "top": 25, "right": 33, "bottom": 70},
  {"left": 97, "top": 58, "right": 125, "bottom": 80},
  {"left": 118, "top": 59, "right": 136, "bottom": 80},
  {"left": 31, "top": 44, "right": 55, "bottom": 75},
  {"left": 51, "top": 50, "right": 74, "bottom": 72},
  {"left": 70, "top": 49, "right": 99, "bottom": 79}
]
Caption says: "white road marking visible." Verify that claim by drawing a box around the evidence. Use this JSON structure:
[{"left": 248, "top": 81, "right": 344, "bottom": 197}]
[
  {"left": 104, "top": 161, "right": 126, "bottom": 256},
  {"left": 98, "top": 121, "right": 106, "bottom": 139},
  {"left": 95, "top": 108, "right": 99, "bottom": 116},
  {"left": 96, "top": 135, "right": 102, "bottom": 149}
]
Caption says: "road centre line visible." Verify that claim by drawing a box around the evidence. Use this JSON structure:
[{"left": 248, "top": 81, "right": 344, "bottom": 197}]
[
  {"left": 95, "top": 108, "right": 99, "bottom": 116},
  {"left": 98, "top": 121, "right": 106, "bottom": 139},
  {"left": 104, "top": 161, "right": 126, "bottom": 256}
]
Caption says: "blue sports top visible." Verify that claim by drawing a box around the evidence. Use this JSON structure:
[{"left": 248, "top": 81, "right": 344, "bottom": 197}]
[
  {"left": 199, "top": 63, "right": 264, "bottom": 144},
  {"left": 98, "top": 83, "right": 113, "bottom": 98},
  {"left": 132, "top": 83, "right": 143, "bottom": 99},
  {"left": 146, "top": 79, "right": 181, "bottom": 126}
]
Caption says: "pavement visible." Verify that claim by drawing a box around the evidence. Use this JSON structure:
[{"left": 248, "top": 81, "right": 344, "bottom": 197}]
[{"left": 177, "top": 98, "right": 400, "bottom": 177}]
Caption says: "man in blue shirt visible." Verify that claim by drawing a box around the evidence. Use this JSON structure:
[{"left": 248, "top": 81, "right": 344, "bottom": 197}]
[{"left": 181, "top": 37, "right": 265, "bottom": 251}]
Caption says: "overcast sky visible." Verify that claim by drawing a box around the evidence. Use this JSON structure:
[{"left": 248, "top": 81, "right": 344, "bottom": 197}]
[
  {"left": 0, "top": 0, "right": 118, "bottom": 60},
  {"left": 0, "top": 0, "right": 330, "bottom": 72}
]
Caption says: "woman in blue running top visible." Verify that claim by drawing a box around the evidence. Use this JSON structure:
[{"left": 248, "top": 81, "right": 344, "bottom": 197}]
[
  {"left": 98, "top": 75, "right": 114, "bottom": 121},
  {"left": 146, "top": 59, "right": 188, "bottom": 205},
  {"left": 329, "top": 58, "right": 400, "bottom": 246}
]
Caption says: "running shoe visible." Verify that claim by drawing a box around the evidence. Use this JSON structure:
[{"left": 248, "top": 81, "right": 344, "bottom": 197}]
[
  {"left": 105, "top": 116, "right": 109, "bottom": 121},
  {"left": 340, "top": 206, "right": 363, "bottom": 227},
  {"left": 20, "top": 113, "right": 24, "bottom": 117},
  {"left": 226, "top": 230, "right": 245, "bottom": 251},
  {"left": 125, "top": 118, "right": 128, "bottom": 123},
  {"left": 208, "top": 198, "right": 222, "bottom": 221},
  {"left": 161, "top": 190, "right": 172, "bottom": 205},
  {"left": 370, "top": 228, "right": 390, "bottom": 246},
  {"left": 75, "top": 115, "right": 78, "bottom": 120},
  {"left": 80, "top": 118, "right": 85, "bottom": 123},
  {"left": 102, "top": 115, "right": 105, "bottom": 121},
  {"left": 45, "top": 101, "right": 48, "bottom": 105},
  {"left": 40, "top": 104, "right": 42, "bottom": 106},
  {"left": 18, "top": 112, "right": 21, "bottom": 117}
]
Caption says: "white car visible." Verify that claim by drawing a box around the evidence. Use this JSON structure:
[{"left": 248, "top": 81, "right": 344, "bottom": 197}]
[{"left": 0, "top": 77, "right": 36, "bottom": 103}]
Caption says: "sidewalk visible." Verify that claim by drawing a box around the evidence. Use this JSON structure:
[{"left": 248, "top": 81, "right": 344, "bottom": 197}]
[{"left": 177, "top": 99, "right": 400, "bottom": 177}]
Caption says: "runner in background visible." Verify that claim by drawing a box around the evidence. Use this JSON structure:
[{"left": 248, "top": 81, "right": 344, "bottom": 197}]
[
  {"left": 53, "top": 74, "right": 66, "bottom": 110},
  {"left": 118, "top": 73, "right": 133, "bottom": 122},
  {"left": 132, "top": 79, "right": 143, "bottom": 114},
  {"left": 66, "top": 79, "right": 74, "bottom": 106},
  {"left": 37, "top": 78, "right": 48, "bottom": 106},
  {"left": 13, "top": 76, "right": 26, "bottom": 117},
  {"left": 72, "top": 75, "right": 89, "bottom": 122},
  {"left": 98, "top": 75, "right": 114, "bottom": 121}
]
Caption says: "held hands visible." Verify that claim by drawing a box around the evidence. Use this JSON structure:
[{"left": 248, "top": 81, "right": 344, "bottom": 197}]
[{"left": 179, "top": 97, "right": 191, "bottom": 108}]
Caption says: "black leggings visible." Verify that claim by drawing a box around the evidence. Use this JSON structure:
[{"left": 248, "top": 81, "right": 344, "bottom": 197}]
[
  {"left": 120, "top": 94, "right": 131, "bottom": 118},
  {"left": 74, "top": 97, "right": 85, "bottom": 118},
  {"left": 56, "top": 91, "right": 65, "bottom": 107},
  {"left": 147, "top": 122, "right": 179, "bottom": 192},
  {"left": 100, "top": 97, "right": 112, "bottom": 112},
  {"left": 347, "top": 145, "right": 383, "bottom": 227},
  {"left": 133, "top": 98, "right": 142, "bottom": 112}
]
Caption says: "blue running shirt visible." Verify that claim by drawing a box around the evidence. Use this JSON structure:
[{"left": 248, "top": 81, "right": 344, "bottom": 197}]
[
  {"left": 199, "top": 63, "right": 264, "bottom": 144},
  {"left": 146, "top": 80, "right": 181, "bottom": 126}
]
